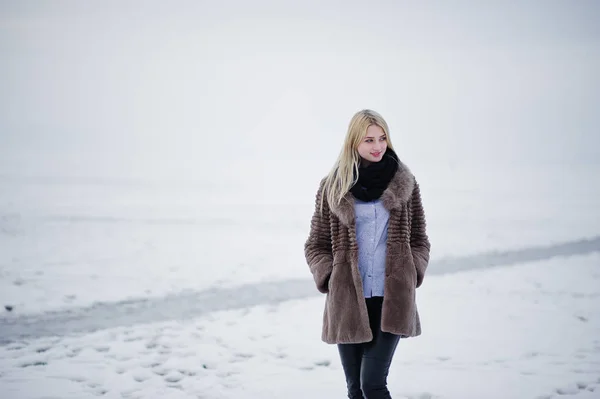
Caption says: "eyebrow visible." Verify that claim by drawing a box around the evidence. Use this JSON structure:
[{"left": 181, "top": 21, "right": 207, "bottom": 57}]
[{"left": 365, "top": 134, "right": 387, "bottom": 139}]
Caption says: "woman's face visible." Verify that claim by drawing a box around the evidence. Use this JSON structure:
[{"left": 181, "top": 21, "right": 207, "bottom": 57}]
[{"left": 357, "top": 124, "right": 387, "bottom": 165}]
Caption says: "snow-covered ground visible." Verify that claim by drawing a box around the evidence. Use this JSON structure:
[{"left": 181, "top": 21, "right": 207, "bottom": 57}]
[
  {"left": 2, "top": 2, "right": 600, "bottom": 398},
  {"left": 2, "top": 158, "right": 599, "bottom": 315},
  {"left": 1, "top": 156, "right": 599, "bottom": 398},
  {"left": 1, "top": 253, "right": 599, "bottom": 399}
]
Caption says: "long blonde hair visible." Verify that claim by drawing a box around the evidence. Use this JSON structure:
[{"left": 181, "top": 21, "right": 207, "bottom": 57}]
[{"left": 321, "top": 109, "right": 396, "bottom": 212}]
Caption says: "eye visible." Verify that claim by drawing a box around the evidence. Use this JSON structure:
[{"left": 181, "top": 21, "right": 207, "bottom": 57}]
[
  {"left": 380, "top": 136, "right": 387, "bottom": 141},
  {"left": 365, "top": 139, "right": 373, "bottom": 143}
]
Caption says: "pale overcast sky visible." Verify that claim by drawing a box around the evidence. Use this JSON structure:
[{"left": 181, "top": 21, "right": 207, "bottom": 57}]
[{"left": 1, "top": 0, "right": 599, "bottom": 167}]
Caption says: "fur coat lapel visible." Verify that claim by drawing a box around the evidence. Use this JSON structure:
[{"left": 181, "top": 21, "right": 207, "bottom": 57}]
[{"left": 329, "top": 161, "right": 415, "bottom": 227}]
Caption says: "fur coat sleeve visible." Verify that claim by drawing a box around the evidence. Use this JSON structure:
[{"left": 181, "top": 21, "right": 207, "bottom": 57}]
[
  {"left": 304, "top": 179, "right": 333, "bottom": 293},
  {"left": 409, "top": 180, "right": 431, "bottom": 287}
]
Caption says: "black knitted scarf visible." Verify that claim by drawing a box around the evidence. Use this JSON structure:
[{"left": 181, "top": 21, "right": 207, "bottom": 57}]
[{"left": 350, "top": 148, "right": 399, "bottom": 202}]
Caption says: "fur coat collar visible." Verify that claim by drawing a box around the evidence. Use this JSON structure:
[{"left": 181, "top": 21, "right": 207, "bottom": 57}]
[{"left": 329, "top": 160, "right": 416, "bottom": 226}]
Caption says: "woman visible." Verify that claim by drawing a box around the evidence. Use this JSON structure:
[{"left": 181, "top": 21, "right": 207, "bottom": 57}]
[{"left": 304, "top": 109, "right": 431, "bottom": 399}]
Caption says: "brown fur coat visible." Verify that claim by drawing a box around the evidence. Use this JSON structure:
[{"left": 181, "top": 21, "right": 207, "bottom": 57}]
[{"left": 304, "top": 161, "right": 431, "bottom": 344}]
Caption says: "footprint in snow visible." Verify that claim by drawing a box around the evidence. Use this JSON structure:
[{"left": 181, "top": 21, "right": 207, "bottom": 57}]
[
  {"left": 146, "top": 342, "right": 159, "bottom": 350},
  {"left": 555, "top": 382, "right": 588, "bottom": 395},
  {"left": 153, "top": 367, "right": 169, "bottom": 376},
  {"left": 132, "top": 370, "right": 153, "bottom": 382},
  {"left": 123, "top": 336, "right": 144, "bottom": 343},
  {"left": 20, "top": 361, "right": 47, "bottom": 368},
  {"left": 233, "top": 352, "right": 254, "bottom": 359},
  {"left": 164, "top": 371, "right": 183, "bottom": 383},
  {"left": 140, "top": 360, "right": 162, "bottom": 368},
  {"left": 86, "top": 382, "right": 101, "bottom": 389},
  {"left": 178, "top": 369, "right": 197, "bottom": 377},
  {"left": 158, "top": 347, "right": 171, "bottom": 355},
  {"left": 314, "top": 360, "right": 331, "bottom": 367},
  {"left": 85, "top": 382, "right": 108, "bottom": 396},
  {"left": 94, "top": 346, "right": 110, "bottom": 353},
  {"left": 36, "top": 347, "right": 51, "bottom": 353}
]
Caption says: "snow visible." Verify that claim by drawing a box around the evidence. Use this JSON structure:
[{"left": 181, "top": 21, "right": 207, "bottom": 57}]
[
  {"left": 1, "top": 254, "right": 599, "bottom": 398},
  {"left": 1, "top": 160, "right": 599, "bottom": 315},
  {"left": 2, "top": 1, "right": 600, "bottom": 398}
]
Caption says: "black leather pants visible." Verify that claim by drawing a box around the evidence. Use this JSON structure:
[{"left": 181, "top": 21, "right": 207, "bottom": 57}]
[{"left": 337, "top": 297, "right": 401, "bottom": 399}]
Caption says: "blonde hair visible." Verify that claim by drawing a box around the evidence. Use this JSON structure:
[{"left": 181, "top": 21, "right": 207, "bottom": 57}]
[{"left": 321, "top": 109, "right": 396, "bottom": 212}]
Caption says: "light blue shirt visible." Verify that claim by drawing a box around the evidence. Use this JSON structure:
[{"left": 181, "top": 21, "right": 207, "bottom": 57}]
[{"left": 354, "top": 198, "right": 389, "bottom": 298}]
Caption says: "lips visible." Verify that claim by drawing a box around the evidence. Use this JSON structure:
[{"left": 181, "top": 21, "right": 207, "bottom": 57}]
[{"left": 371, "top": 152, "right": 382, "bottom": 157}]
